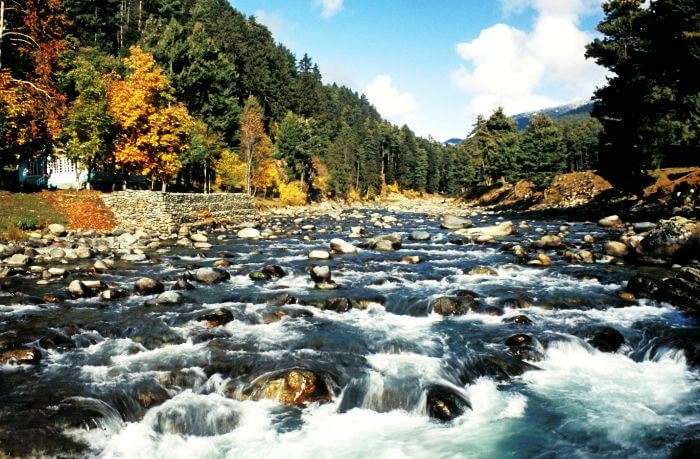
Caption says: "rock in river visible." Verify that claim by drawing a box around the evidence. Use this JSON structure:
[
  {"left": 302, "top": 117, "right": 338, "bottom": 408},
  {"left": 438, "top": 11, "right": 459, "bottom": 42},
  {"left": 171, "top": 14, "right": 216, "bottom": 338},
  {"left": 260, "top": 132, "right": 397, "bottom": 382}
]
[
  {"left": 588, "top": 326, "right": 625, "bottom": 353},
  {"left": 237, "top": 227, "right": 261, "bottom": 239},
  {"left": 330, "top": 238, "right": 357, "bottom": 254},
  {"left": 638, "top": 217, "right": 699, "bottom": 261},
  {"left": 245, "top": 368, "right": 333, "bottom": 406},
  {"left": 441, "top": 215, "right": 473, "bottom": 230},
  {"left": 425, "top": 384, "right": 471, "bottom": 422},
  {"left": 310, "top": 265, "right": 331, "bottom": 283},
  {"left": 454, "top": 221, "right": 514, "bottom": 241},
  {"left": 134, "top": 277, "right": 165, "bottom": 296},
  {"left": 195, "top": 267, "right": 231, "bottom": 284},
  {"left": 68, "top": 280, "right": 106, "bottom": 298},
  {"left": 0, "top": 348, "right": 41, "bottom": 365}
]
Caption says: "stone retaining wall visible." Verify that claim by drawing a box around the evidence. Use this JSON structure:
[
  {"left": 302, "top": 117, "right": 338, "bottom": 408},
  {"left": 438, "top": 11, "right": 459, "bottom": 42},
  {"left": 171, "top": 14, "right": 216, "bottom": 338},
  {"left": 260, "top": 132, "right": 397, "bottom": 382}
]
[{"left": 101, "top": 190, "right": 256, "bottom": 232}]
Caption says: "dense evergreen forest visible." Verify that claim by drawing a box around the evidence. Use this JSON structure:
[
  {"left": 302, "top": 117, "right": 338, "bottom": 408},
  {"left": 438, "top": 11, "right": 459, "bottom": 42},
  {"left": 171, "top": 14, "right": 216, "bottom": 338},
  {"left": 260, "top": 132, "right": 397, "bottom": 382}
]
[{"left": 0, "top": 0, "right": 696, "bottom": 200}]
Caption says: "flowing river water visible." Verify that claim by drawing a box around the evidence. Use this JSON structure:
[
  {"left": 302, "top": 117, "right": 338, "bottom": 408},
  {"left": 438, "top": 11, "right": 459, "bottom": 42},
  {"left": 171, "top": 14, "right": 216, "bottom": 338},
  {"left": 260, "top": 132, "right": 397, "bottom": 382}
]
[{"left": 0, "top": 210, "right": 698, "bottom": 458}]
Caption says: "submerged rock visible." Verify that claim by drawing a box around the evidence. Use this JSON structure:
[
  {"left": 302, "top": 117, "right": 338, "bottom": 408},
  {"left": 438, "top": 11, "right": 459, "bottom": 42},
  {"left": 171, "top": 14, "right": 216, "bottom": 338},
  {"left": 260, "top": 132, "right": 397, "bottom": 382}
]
[
  {"left": 505, "top": 333, "right": 543, "bottom": 361},
  {"left": 503, "top": 315, "right": 533, "bottom": 325},
  {"left": 425, "top": 384, "right": 471, "bottom": 422},
  {"left": 468, "top": 266, "right": 498, "bottom": 276},
  {"left": 461, "top": 353, "right": 540, "bottom": 384}
]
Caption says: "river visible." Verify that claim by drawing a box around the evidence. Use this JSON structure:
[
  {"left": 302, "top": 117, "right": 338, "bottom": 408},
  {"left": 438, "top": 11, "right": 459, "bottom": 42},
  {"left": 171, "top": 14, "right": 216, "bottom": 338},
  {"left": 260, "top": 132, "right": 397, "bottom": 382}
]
[{"left": 0, "top": 209, "right": 698, "bottom": 458}]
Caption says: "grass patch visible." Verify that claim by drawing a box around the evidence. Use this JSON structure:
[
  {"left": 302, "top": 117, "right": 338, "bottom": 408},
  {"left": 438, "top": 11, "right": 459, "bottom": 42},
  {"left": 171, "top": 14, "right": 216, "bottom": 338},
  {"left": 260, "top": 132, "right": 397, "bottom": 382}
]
[{"left": 0, "top": 192, "right": 66, "bottom": 240}]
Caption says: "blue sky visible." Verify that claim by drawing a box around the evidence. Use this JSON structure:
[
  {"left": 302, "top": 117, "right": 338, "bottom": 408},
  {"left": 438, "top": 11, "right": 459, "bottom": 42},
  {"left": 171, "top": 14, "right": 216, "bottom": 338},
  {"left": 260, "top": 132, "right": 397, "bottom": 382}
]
[{"left": 229, "top": 0, "right": 607, "bottom": 141}]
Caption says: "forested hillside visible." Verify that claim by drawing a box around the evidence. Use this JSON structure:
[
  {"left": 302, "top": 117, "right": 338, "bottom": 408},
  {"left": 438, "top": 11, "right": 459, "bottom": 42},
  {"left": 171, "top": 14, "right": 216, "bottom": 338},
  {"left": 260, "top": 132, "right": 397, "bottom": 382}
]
[{"left": 0, "top": 0, "right": 693, "bottom": 201}]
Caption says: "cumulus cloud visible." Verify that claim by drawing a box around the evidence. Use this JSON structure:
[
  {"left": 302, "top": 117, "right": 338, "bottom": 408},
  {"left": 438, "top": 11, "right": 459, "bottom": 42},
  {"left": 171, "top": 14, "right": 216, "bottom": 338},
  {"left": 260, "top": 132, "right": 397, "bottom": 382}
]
[
  {"left": 453, "top": 0, "right": 607, "bottom": 122},
  {"left": 316, "top": 0, "right": 344, "bottom": 19},
  {"left": 365, "top": 75, "right": 418, "bottom": 124}
]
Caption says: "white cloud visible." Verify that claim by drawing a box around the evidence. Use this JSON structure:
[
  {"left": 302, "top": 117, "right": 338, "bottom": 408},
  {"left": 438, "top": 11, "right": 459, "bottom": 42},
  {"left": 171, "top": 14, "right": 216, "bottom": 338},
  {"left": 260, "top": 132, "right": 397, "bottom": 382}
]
[
  {"left": 365, "top": 75, "right": 418, "bottom": 124},
  {"left": 316, "top": 0, "right": 344, "bottom": 19},
  {"left": 452, "top": 1, "right": 607, "bottom": 124},
  {"left": 254, "top": 10, "right": 286, "bottom": 38}
]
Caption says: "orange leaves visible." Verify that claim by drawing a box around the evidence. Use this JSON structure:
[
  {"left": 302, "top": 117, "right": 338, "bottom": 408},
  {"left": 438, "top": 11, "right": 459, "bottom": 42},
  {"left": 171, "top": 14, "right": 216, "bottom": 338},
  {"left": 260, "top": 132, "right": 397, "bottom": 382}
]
[
  {"left": 41, "top": 190, "right": 116, "bottom": 231},
  {"left": 107, "top": 47, "right": 192, "bottom": 183}
]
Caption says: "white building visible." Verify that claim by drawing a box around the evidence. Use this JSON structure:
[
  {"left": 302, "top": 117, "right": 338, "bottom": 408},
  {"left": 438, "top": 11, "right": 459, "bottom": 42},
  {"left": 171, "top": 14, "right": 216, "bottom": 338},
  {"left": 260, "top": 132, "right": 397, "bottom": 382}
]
[{"left": 19, "top": 154, "right": 89, "bottom": 190}]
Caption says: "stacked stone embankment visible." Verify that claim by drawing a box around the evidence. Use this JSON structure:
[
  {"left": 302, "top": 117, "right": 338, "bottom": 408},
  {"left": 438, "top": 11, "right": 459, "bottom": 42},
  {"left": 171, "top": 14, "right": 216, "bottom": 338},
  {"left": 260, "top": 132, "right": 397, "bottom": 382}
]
[{"left": 101, "top": 190, "right": 255, "bottom": 232}]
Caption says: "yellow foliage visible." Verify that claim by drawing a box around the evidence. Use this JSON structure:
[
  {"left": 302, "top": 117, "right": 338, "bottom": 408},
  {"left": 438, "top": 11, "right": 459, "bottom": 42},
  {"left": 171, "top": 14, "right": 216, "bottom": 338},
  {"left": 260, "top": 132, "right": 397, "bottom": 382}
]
[
  {"left": 107, "top": 46, "right": 192, "bottom": 184},
  {"left": 0, "top": 71, "right": 34, "bottom": 147},
  {"left": 278, "top": 181, "right": 308, "bottom": 206},
  {"left": 214, "top": 149, "right": 246, "bottom": 191},
  {"left": 346, "top": 187, "right": 362, "bottom": 202},
  {"left": 385, "top": 182, "right": 400, "bottom": 194}
]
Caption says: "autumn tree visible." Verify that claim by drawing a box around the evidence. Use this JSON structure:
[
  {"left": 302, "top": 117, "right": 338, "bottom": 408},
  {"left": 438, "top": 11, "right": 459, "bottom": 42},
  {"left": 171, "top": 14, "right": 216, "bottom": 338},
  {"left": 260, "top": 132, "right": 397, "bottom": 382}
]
[
  {"left": 214, "top": 148, "right": 245, "bottom": 192},
  {"left": 0, "top": 0, "right": 68, "bottom": 162},
  {"left": 239, "top": 95, "right": 271, "bottom": 195},
  {"left": 107, "top": 46, "right": 192, "bottom": 191}
]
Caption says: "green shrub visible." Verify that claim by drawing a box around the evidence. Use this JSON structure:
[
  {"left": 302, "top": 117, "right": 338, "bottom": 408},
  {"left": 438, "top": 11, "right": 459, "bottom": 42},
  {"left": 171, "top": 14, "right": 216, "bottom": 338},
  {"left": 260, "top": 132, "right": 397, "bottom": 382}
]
[{"left": 14, "top": 216, "right": 38, "bottom": 231}]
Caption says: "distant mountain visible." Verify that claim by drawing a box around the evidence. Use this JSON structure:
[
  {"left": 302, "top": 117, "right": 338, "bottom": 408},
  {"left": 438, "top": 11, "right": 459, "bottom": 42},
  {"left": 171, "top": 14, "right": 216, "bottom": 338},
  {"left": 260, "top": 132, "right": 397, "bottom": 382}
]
[
  {"left": 513, "top": 101, "right": 594, "bottom": 130},
  {"left": 444, "top": 138, "right": 463, "bottom": 146}
]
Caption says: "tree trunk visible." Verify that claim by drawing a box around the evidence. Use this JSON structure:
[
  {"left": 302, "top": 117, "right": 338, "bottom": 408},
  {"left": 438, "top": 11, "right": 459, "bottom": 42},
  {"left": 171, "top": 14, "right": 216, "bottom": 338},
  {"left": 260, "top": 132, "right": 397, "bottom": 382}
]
[
  {"left": 161, "top": 181, "right": 167, "bottom": 192},
  {"left": 0, "top": 1, "right": 5, "bottom": 69}
]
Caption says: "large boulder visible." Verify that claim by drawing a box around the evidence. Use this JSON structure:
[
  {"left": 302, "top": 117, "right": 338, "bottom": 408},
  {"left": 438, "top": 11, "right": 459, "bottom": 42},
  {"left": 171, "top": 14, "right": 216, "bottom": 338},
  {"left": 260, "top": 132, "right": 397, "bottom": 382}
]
[
  {"left": 48, "top": 223, "right": 67, "bottom": 236},
  {"left": 638, "top": 217, "right": 700, "bottom": 261},
  {"left": 195, "top": 267, "right": 231, "bottom": 284},
  {"left": 604, "top": 241, "right": 629, "bottom": 258},
  {"left": 598, "top": 215, "right": 622, "bottom": 228},
  {"left": 626, "top": 269, "right": 700, "bottom": 316},
  {"left": 534, "top": 235, "right": 563, "bottom": 249},
  {"left": 134, "top": 277, "right": 165, "bottom": 296},
  {"left": 425, "top": 384, "right": 471, "bottom": 422},
  {"left": 68, "top": 280, "right": 106, "bottom": 298},
  {"left": 367, "top": 233, "right": 402, "bottom": 251},
  {"left": 454, "top": 221, "right": 514, "bottom": 241},
  {"left": 330, "top": 238, "right": 357, "bottom": 254},
  {"left": 3, "top": 253, "right": 30, "bottom": 267},
  {"left": 588, "top": 327, "right": 625, "bottom": 353},
  {"left": 0, "top": 348, "right": 41, "bottom": 365},
  {"left": 309, "top": 265, "right": 331, "bottom": 283},
  {"left": 198, "top": 308, "right": 234, "bottom": 327},
  {"left": 410, "top": 231, "right": 431, "bottom": 241},
  {"left": 441, "top": 215, "right": 473, "bottom": 230},
  {"left": 244, "top": 369, "right": 333, "bottom": 406},
  {"left": 237, "top": 227, "right": 261, "bottom": 239},
  {"left": 309, "top": 250, "right": 331, "bottom": 260},
  {"left": 431, "top": 292, "right": 479, "bottom": 316}
]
